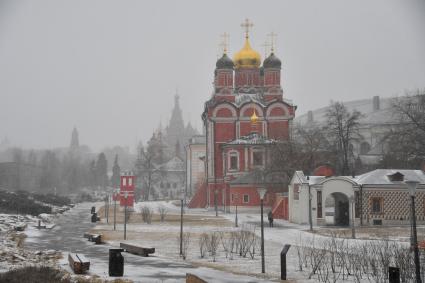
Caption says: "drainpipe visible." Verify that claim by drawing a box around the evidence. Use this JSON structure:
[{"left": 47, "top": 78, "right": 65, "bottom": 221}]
[{"left": 360, "top": 184, "right": 363, "bottom": 226}]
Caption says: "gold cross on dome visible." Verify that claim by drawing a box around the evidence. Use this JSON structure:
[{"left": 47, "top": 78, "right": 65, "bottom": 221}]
[
  {"left": 268, "top": 32, "right": 277, "bottom": 52},
  {"left": 241, "top": 18, "right": 254, "bottom": 38},
  {"left": 261, "top": 40, "right": 271, "bottom": 58},
  {"left": 220, "top": 32, "right": 230, "bottom": 54}
]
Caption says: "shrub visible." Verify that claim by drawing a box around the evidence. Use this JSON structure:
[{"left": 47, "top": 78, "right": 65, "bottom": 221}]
[
  {"left": 141, "top": 206, "right": 152, "bottom": 224},
  {"left": 0, "top": 266, "right": 68, "bottom": 283},
  {"left": 0, "top": 190, "right": 51, "bottom": 216}
]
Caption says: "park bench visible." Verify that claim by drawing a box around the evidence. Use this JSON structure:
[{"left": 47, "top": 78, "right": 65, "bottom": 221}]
[
  {"left": 35, "top": 220, "right": 46, "bottom": 229},
  {"left": 120, "top": 243, "right": 155, "bottom": 257},
  {"left": 68, "top": 253, "right": 90, "bottom": 274},
  {"left": 83, "top": 233, "right": 103, "bottom": 244},
  {"left": 14, "top": 223, "right": 27, "bottom": 231}
]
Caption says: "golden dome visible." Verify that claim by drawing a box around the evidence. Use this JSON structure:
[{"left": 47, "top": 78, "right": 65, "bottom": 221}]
[
  {"left": 233, "top": 37, "right": 261, "bottom": 69},
  {"left": 250, "top": 110, "right": 259, "bottom": 124}
]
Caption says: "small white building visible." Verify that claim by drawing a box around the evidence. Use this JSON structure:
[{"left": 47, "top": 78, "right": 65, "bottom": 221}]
[
  {"left": 185, "top": 135, "right": 206, "bottom": 197},
  {"left": 289, "top": 169, "right": 425, "bottom": 226}
]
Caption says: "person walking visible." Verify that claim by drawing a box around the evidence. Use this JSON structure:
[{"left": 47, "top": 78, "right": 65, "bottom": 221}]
[{"left": 268, "top": 211, "right": 274, "bottom": 227}]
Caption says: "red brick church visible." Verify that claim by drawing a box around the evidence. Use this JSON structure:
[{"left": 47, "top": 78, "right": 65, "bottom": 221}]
[{"left": 191, "top": 20, "right": 296, "bottom": 211}]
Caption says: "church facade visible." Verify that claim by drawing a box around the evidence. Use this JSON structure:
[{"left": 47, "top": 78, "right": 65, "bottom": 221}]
[{"left": 200, "top": 20, "right": 296, "bottom": 209}]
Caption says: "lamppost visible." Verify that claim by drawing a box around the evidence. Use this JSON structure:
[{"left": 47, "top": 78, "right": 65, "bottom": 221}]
[
  {"left": 214, "top": 189, "right": 218, "bottom": 217},
  {"left": 235, "top": 195, "right": 238, "bottom": 228},
  {"left": 406, "top": 180, "right": 421, "bottom": 283},
  {"left": 257, "top": 187, "right": 267, "bottom": 274},
  {"left": 349, "top": 195, "right": 355, "bottom": 239},
  {"left": 306, "top": 176, "right": 313, "bottom": 231},
  {"left": 105, "top": 196, "right": 109, "bottom": 224},
  {"left": 180, "top": 197, "right": 184, "bottom": 256},
  {"left": 113, "top": 189, "right": 118, "bottom": 231},
  {"left": 123, "top": 191, "right": 128, "bottom": 240}
]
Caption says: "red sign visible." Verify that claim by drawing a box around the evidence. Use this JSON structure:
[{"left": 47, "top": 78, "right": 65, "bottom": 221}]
[{"left": 119, "top": 173, "right": 136, "bottom": 207}]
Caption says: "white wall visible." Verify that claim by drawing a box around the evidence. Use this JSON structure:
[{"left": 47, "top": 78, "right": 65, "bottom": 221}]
[{"left": 289, "top": 177, "right": 357, "bottom": 226}]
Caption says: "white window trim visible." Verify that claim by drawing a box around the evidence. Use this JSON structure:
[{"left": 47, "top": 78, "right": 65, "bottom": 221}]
[{"left": 243, "top": 194, "right": 249, "bottom": 203}]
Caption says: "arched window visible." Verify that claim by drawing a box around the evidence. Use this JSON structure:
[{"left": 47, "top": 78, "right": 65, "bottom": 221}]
[{"left": 228, "top": 151, "right": 239, "bottom": 171}]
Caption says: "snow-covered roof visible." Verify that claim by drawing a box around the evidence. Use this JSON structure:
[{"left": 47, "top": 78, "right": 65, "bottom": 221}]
[
  {"left": 229, "top": 171, "right": 287, "bottom": 185},
  {"left": 296, "top": 97, "right": 396, "bottom": 126},
  {"left": 355, "top": 169, "right": 425, "bottom": 185},
  {"left": 291, "top": 169, "right": 425, "bottom": 187},
  {"left": 225, "top": 132, "right": 276, "bottom": 146},
  {"left": 292, "top": 171, "right": 327, "bottom": 185}
]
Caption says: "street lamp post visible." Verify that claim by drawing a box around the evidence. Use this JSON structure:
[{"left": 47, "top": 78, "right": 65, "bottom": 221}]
[
  {"left": 349, "top": 195, "right": 355, "bottom": 239},
  {"left": 105, "top": 196, "right": 109, "bottom": 223},
  {"left": 180, "top": 198, "right": 184, "bottom": 256},
  {"left": 113, "top": 189, "right": 118, "bottom": 231},
  {"left": 257, "top": 187, "right": 267, "bottom": 274},
  {"left": 214, "top": 189, "right": 218, "bottom": 217},
  {"left": 306, "top": 176, "right": 313, "bottom": 231},
  {"left": 235, "top": 195, "right": 238, "bottom": 228},
  {"left": 406, "top": 180, "right": 421, "bottom": 283},
  {"left": 124, "top": 191, "right": 128, "bottom": 240}
]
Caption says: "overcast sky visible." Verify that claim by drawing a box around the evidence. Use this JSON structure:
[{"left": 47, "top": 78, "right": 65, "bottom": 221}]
[{"left": 1, "top": 0, "right": 424, "bottom": 152}]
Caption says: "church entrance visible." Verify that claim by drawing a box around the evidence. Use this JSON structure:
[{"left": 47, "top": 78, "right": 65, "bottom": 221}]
[{"left": 325, "top": 192, "right": 349, "bottom": 226}]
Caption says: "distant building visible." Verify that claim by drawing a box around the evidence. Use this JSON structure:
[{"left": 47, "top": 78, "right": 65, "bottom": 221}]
[
  {"left": 164, "top": 94, "right": 199, "bottom": 157},
  {"left": 154, "top": 156, "right": 185, "bottom": 200},
  {"left": 289, "top": 169, "right": 425, "bottom": 226},
  {"left": 70, "top": 127, "right": 79, "bottom": 151},
  {"left": 185, "top": 135, "right": 206, "bottom": 198},
  {"left": 295, "top": 96, "right": 397, "bottom": 166}
]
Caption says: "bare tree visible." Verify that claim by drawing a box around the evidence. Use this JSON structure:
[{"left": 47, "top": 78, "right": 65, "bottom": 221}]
[
  {"left": 381, "top": 90, "right": 425, "bottom": 168},
  {"left": 208, "top": 231, "right": 220, "bottom": 262},
  {"left": 199, "top": 233, "right": 209, "bottom": 258},
  {"left": 140, "top": 206, "right": 152, "bottom": 224},
  {"left": 295, "top": 123, "right": 335, "bottom": 173},
  {"left": 135, "top": 143, "right": 160, "bottom": 201},
  {"left": 157, "top": 205, "right": 168, "bottom": 222},
  {"left": 325, "top": 101, "right": 363, "bottom": 175}
]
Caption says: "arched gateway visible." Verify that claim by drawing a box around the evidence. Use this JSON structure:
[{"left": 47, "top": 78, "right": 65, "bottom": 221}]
[{"left": 325, "top": 192, "right": 349, "bottom": 226}]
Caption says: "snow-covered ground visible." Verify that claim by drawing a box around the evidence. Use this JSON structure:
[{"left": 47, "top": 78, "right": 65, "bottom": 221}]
[
  {"left": 90, "top": 200, "right": 425, "bottom": 282},
  {"left": 5, "top": 199, "right": 417, "bottom": 282}
]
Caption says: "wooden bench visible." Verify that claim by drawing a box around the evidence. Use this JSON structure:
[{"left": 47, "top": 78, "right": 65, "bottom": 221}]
[
  {"left": 68, "top": 253, "right": 90, "bottom": 274},
  {"left": 14, "top": 223, "right": 27, "bottom": 231},
  {"left": 83, "top": 233, "right": 103, "bottom": 244},
  {"left": 120, "top": 243, "right": 155, "bottom": 257}
]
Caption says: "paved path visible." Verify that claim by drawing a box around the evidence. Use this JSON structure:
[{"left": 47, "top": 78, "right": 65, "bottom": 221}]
[{"left": 24, "top": 203, "right": 271, "bottom": 283}]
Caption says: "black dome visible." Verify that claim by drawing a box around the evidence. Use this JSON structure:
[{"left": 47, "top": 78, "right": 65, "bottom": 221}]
[
  {"left": 216, "top": 54, "right": 234, "bottom": 69},
  {"left": 263, "top": 52, "right": 281, "bottom": 69}
]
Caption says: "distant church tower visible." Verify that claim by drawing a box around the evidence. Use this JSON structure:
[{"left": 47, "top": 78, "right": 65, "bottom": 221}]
[
  {"left": 166, "top": 94, "right": 185, "bottom": 149},
  {"left": 164, "top": 92, "right": 199, "bottom": 156},
  {"left": 70, "top": 127, "right": 79, "bottom": 150}
]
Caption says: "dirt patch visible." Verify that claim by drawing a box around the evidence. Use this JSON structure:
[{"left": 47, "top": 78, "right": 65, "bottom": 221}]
[
  {"left": 97, "top": 205, "right": 232, "bottom": 227},
  {"left": 312, "top": 225, "right": 425, "bottom": 242}
]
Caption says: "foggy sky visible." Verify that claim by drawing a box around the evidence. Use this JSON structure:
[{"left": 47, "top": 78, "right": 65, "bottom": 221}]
[{"left": 1, "top": 0, "right": 424, "bottom": 152}]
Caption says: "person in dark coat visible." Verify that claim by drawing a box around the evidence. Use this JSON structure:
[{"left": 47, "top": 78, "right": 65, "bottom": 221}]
[{"left": 268, "top": 211, "right": 274, "bottom": 227}]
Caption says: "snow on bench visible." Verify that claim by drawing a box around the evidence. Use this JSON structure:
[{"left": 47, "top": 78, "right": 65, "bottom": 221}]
[
  {"left": 68, "top": 253, "right": 90, "bottom": 274},
  {"left": 120, "top": 243, "right": 155, "bottom": 257}
]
